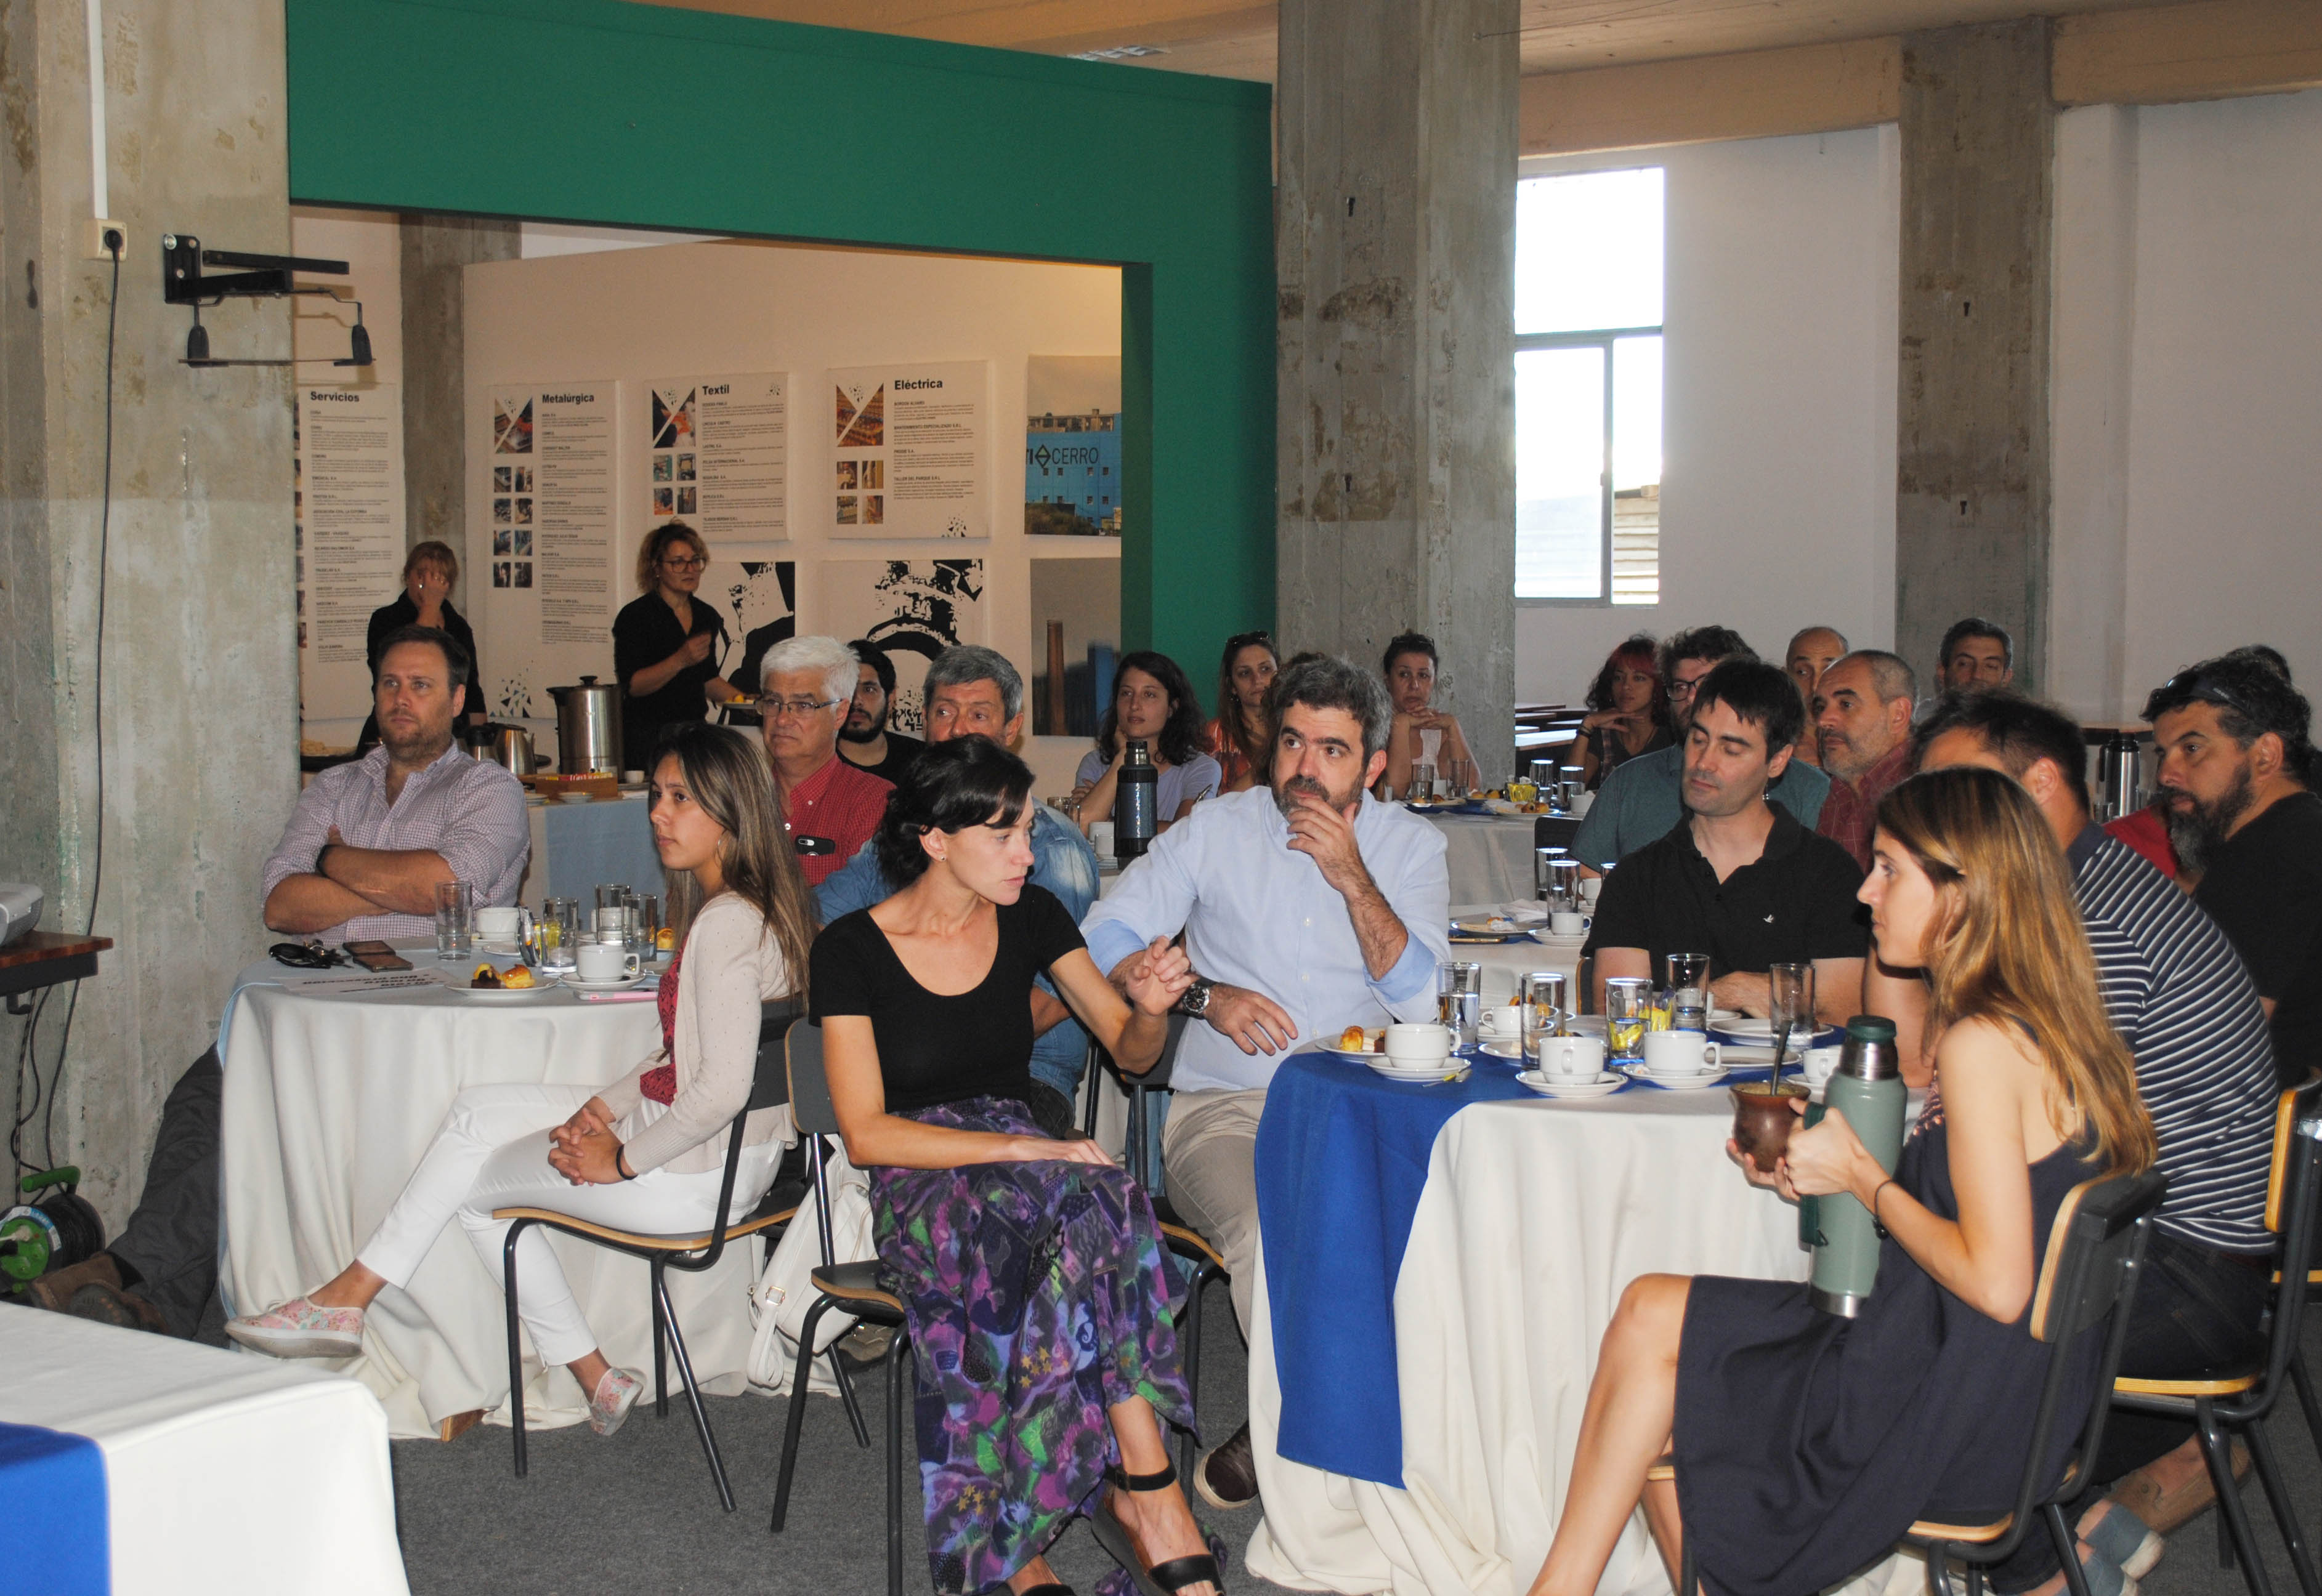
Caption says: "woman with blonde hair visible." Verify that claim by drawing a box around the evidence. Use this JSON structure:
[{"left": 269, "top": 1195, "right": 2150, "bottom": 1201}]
[
  {"left": 356, "top": 540, "right": 486, "bottom": 750},
  {"left": 613, "top": 520, "right": 744, "bottom": 766},
  {"left": 1529, "top": 766, "right": 2156, "bottom": 1596},
  {"left": 229, "top": 723, "right": 817, "bottom": 1437}
]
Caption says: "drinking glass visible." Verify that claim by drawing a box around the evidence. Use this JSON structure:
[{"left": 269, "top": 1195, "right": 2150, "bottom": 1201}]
[
  {"left": 1519, "top": 971, "right": 1569, "bottom": 1060},
  {"left": 637, "top": 893, "right": 663, "bottom": 959},
  {"left": 1545, "top": 858, "right": 1580, "bottom": 912},
  {"left": 1534, "top": 845, "right": 1568, "bottom": 902},
  {"left": 433, "top": 879, "right": 474, "bottom": 959},
  {"left": 1605, "top": 978, "right": 1652, "bottom": 1062},
  {"left": 596, "top": 882, "right": 626, "bottom": 922},
  {"left": 1666, "top": 951, "right": 1712, "bottom": 1032},
  {"left": 1529, "top": 759, "right": 1559, "bottom": 789},
  {"left": 540, "top": 898, "right": 578, "bottom": 972},
  {"left": 1768, "top": 962, "right": 1816, "bottom": 1078},
  {"left": 1437, "top": 961, "right": 1483, "bottom": 1048},
  {"left": 1412, "top": 762, "right": 1438, "bottom": 801},
  {"left": 1446, "top": 757, "right": 1475, "bottom": 797}
]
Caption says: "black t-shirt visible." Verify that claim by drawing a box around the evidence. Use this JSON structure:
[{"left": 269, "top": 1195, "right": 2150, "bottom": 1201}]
[
  {"left": 1584, "top": 805, "right": 1869, "bottom": 980},
  {"left": 612, "top": 592, "right": 727, "bottom": 768},
  {"left": 809, "top": 884, "right": 1085, "bottom": 1114},
  {"left": 2195, "top": 789, "right": 2322, "bottom": 1086},
  {"left": 840, "top": 732, "right": 925, "bottom": 789}
]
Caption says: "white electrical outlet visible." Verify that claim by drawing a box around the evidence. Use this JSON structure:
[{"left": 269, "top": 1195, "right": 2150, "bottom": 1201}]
[{"left": 86, "top": 219, "right": 126, "bottom": 260}]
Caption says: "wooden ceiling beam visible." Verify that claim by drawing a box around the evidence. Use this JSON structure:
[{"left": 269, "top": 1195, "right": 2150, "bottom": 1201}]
[
  {"left": 2053, "top": 0, "right": 2322, "bottom": 103},
  {"left": 1519, "top": 36, "right": 1901, "bottom": 154}
]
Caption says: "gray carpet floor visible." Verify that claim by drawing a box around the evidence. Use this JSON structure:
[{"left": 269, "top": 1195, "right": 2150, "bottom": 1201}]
[{"left": 387, "top": 1283, "right": 2322, "bottom": 1596}]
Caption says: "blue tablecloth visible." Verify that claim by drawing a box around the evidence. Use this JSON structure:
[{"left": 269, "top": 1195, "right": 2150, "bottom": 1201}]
[
  {"left": 0, "top": 1421, "right": 108, "bottom": 1595},
  {"left": 539, "top": 797, "right": 663, "bottom": 903}
]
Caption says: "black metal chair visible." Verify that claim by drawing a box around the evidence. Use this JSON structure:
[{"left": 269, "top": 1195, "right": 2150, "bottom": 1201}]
[
  {"left": 1655, "top": 1165, "right": 2169, "bottom": 1596},
  {"left": 1532, "top": 813, "right": 1582, "bottom": 853},
  {"left": 492, "top": 998, "right": 803, "bottom": 1510},
  {"left": 2111, "top": 1078, "right": 2322, "bottom": 1596},
  {"left": 769, "top": 1019, "right": 915, "bottom": 1596}
]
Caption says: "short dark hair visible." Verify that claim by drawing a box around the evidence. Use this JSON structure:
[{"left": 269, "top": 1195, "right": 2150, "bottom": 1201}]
[
  {"left": 1940, "top": 617, "right": 2014, "bottom": 670},
  {"left": 1911, "top": 690, "right": 2090, "bottom": 814},
  {"left": 2143, "top": 653, "right": 2318, "bottom": 791},
  {"left": 873, "top": 736, "right": 1032, "bottom": 885},
  {"left": 1098, "top": 650, "right": 1208, "bottom": 767},
  {"left": 2223, "top": 643, "right": 2293, "bottom": 685},
  {"left": 1274, "top": 654, "right": 1394, "bottom": 759},
  {"left": 1658, "top": 626, "right": 1755, "bottom": 681},
  {"left": 847, "top": 638, "right": 896, "bottom": 696},
  {"left": 376, "top": 623, "right": 470, "bottom": 690},
  {"left": 1689, "top": 658, "right": 1802, "bottom": 756},
  {"left": 1381, "top": 632, "right": 1438, "bottom": 675},
  {"left": 1835, "top": 649, "right": 1918, "bottom": 706}
]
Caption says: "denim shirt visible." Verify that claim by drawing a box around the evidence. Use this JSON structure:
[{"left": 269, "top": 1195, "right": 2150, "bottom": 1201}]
[{"left": 814, "top": 801, "right": 1103, "bottom": 1095}]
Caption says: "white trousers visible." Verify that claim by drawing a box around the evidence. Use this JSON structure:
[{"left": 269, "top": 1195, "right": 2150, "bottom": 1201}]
[{"left": 357, "top": 1083, "right": 779, "bottom": 1368}]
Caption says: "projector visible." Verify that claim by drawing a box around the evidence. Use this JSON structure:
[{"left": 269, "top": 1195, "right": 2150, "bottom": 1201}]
[{"left": 0, "top": 885, "right": 43, "bottom": 947}]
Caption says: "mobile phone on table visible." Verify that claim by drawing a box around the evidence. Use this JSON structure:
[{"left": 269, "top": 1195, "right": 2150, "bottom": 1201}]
[{"left": 344, "top": 940, "right": 413, "bottom": 972}]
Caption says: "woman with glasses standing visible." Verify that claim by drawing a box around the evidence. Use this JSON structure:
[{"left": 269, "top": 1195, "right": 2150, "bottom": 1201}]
[
  {"left": 613, "top": 522, "right": 742, "bottom": 767},
  {"left": 1206, "top": 631, "right": 1278, "bottom": 794}
]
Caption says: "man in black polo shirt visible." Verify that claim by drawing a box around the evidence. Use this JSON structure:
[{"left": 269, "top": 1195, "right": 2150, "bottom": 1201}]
[
  {"left": 1586, "top": 659, "right": 1866, "bottom": 1025},
  {"left": 2145, "top": 652, "right": 2322, "bottom": 1087}
]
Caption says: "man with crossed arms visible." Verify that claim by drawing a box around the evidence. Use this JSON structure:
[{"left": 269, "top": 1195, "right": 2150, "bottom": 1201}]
[{"left": 1082, "top": 654, "right": 1450, "bottom": 1511}]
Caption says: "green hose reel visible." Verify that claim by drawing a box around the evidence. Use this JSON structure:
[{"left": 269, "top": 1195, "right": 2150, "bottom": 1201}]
[{"left": 0, "top": 1167, "right": 103, "bottom": 1286}]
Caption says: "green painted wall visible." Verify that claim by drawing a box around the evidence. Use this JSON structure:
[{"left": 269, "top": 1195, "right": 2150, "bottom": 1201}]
[{"left": 283, "top": 0, "right": 1275, "bottom": 667}]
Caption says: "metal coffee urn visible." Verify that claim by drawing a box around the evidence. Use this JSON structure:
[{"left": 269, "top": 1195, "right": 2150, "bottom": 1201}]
[
  {"left": 1798, "top": 1015, "right": 1907, "bottom": 1317},
  {"left": 550, "top": 677, "right": 624, "bottom": 775}
]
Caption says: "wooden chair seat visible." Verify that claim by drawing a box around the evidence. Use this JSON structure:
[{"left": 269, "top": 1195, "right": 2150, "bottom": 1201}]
[
  {"left": 1908, "top": 1512, "right": 2014, "bottom": 1544},
  {"left": 1161, "top": 1222, "right": 1225, "bottom": 1272},
  {"left": 2114, "top": 1368, "right": 2263, "bottom": 1400},
  {"left": 490, "top": 1203, "right": 795, "bottom": 1253},
  {"left": 811, "top": 1259, "right": 904, "bottom": 1313}
]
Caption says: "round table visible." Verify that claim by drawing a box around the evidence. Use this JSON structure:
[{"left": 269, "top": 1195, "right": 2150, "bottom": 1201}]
[
  {"left": 218, "top": 949, "right": 761, "bottom": 1440},
  {"left": 1424, "top": 812, "right": 1545, "bottom": 905}
]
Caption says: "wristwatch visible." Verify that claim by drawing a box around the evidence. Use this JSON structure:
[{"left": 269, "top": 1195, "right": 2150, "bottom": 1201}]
[{"left": 1176, "top": 976, "right": 1214, "bottom": 1019}]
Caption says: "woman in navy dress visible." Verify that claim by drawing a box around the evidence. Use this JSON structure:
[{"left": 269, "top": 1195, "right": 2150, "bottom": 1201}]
[{"left": 1527, "top": 767, "right": 2158, "bottom": 1596}]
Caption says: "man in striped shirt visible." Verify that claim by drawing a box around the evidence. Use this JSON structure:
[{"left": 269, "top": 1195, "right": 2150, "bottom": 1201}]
[{"left": 1911, "top": 690, "right": 2276, "bottom": 1579}]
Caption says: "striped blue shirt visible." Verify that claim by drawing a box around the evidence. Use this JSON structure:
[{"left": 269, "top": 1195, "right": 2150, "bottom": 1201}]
[{"left": 2071, "top": 826, "right": 2276, "bottom": 1252}]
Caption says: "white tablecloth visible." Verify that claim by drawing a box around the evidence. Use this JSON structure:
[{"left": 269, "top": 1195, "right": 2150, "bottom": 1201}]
[
  {"left": 1426, "top": 815, "right": 1546, "bottom": 906},
  {"left": 2, "top": 1310, "right": 407, "bottom": 1594},
  {"left": 1242, "top": 1088, "right": 1826, "bottom": 1596},
  {"left": 220, "top": 957, "right": 764, "bottom": 1440}
]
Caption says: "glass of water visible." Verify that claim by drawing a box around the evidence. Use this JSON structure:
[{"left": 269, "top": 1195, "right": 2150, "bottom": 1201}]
[
  {"left": 1768, "top": 962, "right": 1816, "bottom": 1076},
  {"left": 1666, "top": 952, "right": 1712, "bottom": 1032},
  {"left": 434, "top": 879, "right": 474, "bottom": 959},
  {"left": 1519, "top": 970, "right": 1569, "bottom": 1057}
]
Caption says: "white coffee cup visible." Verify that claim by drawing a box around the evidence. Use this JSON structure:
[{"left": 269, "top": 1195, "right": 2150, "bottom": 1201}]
[
  {"left": 1641, "top": 1030, "right": 1721, "bottom": 1076},
  {"left": 575, "top": 941, "right": 642, "bottom": 982},
  {"left": 1383, "top": 1023, "right": 1452, "bottom": 1065},
  {"left": 1579, "top": 875, "right": 1602, "bottom": 904},
  {"left": 1534, "top": 1033, "right": 1606, "bottom": 1078},
  {"left": 1549, "top": 910, "right": 1592, "bottom": 938},
  {"left": 475, "top": 906, "right": 522, "bottom": 942},
  {"left": 622, "top": 769, "right": 645, "bottom": 784},
  {"left": 1571, "top": 791, "right": 1595, "bottom": 816},
  {"left": 1088, "top": 820, "right": 1116, "bottom": 857},
  {"left": 1799, "top": 1044, "right": 1844, "bottom": 1094},
  {"left": 1479, "top": 1004, "right": 1523, "bottom": 1039}
]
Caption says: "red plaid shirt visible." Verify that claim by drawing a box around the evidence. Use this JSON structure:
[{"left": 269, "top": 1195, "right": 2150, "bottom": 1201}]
[
  {"left": 1815, "top": 742, "right": 1913, "bottom": 872},
  {"left": 780, "top": 755, "right": 893, "bottom": 888}
]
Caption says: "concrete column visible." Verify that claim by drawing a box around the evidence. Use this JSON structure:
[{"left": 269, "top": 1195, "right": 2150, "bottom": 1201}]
[
  {"left": 0, "top": 0, "right": 296, "bottom": 1219},
  {"left": 1276, "top": 0, "right": 1518, "bottom": 780},
  {"left": 1895, "top": 20, "right": 2057, "bottom": 695},
  {"left": 400, "top": 214, "right": 519, "bottom": 550}
]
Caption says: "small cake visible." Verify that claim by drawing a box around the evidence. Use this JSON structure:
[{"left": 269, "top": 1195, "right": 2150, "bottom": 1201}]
[
  {"left": 1340, "top": 1025, "right": 1368, "bottom": 1051},
  {"left": 470, "top": 963, "right": 503, "bottom": 989},
  {"left": 498, "top": 965, "right": 535, "bottom": 989}
]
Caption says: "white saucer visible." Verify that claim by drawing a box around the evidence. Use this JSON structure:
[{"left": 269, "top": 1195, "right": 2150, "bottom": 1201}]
[
  {"left": 1620, "top": 1062, "right": 1729, "bottom": 1090},
  {"left": 1527, "top": 929, "right": 1590, "bottom": 946},
  {"left": 1478, "top": 1039, "right": 1525, "bottom": 1060},
  {"left": 1518, "top": 1070, "right": 1624, "bottom": 1099},
  {"left": 564, "top": 973, "right": 649, "bottom": 991},
  {"left": 1364, "top": 1055, "right": 1461, "bottom": 1081}
]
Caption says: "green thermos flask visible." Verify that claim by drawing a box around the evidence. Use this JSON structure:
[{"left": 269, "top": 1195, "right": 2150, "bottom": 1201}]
[{"left": 1797, "top": 1014, "right": 1907, "bottom": 1317}]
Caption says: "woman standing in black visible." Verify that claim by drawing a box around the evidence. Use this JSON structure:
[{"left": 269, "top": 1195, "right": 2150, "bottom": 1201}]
[
  {"left": 613, "top": 521, "right": 742, "bottom": 768},
  {"left": 354, "top": 541, "right": 487, "bottom": 753}
]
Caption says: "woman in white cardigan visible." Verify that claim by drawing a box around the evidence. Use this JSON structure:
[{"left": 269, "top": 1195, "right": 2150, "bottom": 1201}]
[{"left": 228, "top": 723, "right": 819, "bottom": 1436}]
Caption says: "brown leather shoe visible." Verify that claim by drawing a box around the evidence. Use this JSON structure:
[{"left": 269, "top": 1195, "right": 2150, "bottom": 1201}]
[
  {"left": 26, "top": 1252, "right": 123, "bottom": 1315},
  {"left": 68, "top": 1281, "right": 171, "bottom": 1336},
  {"left": 1193, "top": 1419, "right": 1259, "bottom": 1511}
]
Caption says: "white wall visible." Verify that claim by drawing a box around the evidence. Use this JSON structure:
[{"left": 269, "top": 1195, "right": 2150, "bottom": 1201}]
[{"left": 1514, "top": 127, "right": 1900, "bottom": 703}]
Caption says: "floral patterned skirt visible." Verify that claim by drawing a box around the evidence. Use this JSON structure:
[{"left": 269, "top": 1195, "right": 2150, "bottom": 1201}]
[{"left": 869, "top": 1097, "right": 1197, "bottom": 1595}]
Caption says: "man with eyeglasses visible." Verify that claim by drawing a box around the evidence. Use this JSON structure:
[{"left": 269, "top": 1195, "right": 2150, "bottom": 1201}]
[
  {"left": 1571, "top": 625, "right": 1831, "bottom": 873},
  {"left": 758, "top": 636, "right": 892, "bottom": 889},
  {"left": 2146, "top": 652, "right": 2322, "bottom": 1086},
  {"left": 833, "top": 637, "right": 924, "bottom": 787}
]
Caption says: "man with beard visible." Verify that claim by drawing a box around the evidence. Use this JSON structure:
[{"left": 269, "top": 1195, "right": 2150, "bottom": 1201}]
[
  {"left": 1811, "top": 650, "right": 1917, "bottom": 870},
  {"left": 1585, "top": 659, "right": 1865, "bottom": 1025},
  {"left": 1571, "top": 625, "right": 1830, "bottom": 871},
  {"left": 2145, "top": 653, "right": 2322, "bottom": 1086},
  {"left": 834, "top": 636, "right": 923, "bottom": 786},
  {"left": 262, "top": 626, "right": 529, "bottom": 941},
  {"left": 1080, "top": 654, "right": 1450, "bottom": 1510}
]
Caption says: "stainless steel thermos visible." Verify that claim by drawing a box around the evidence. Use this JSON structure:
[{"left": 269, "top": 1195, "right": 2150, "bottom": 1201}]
[
  {"left": 1798, "top": 1014, "right": 1908, "bottom": 1317},
  {"left": 1117, "top": 739, "right": 1158, "bottom": 862}
]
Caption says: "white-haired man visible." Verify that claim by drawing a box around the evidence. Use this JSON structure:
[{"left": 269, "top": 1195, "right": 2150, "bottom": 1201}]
[{"left": 761, "top": 635, "right": 892, "bottom": 889}]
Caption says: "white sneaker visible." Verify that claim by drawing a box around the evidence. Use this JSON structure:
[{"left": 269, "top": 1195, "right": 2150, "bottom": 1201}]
[{"left": 588, "top": 1366, "right": 645, "bottom": 1437}]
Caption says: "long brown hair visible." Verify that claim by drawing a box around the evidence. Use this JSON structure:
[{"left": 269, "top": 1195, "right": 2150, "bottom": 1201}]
[
  {"left": 1874, "top": 768, "right": 2156, "bottom": 1177},
  {"left": 654, "top": 722, "right": 815, "bottom": 1002},
  {"left": 1213, "top": 631, "right": 1277, "bottom": 776}
]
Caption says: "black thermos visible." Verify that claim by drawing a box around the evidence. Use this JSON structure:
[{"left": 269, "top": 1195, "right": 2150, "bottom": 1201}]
[{"left": 1118, "top": 740, "right": 1158, "bottom": 861}]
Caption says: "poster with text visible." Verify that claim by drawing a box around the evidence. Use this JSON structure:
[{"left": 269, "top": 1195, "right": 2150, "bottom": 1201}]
[
  {"left": 639, "top": 373, "right": 788, "bottom": 542},
  {"left": 1024, "top": 355, "right": 1122, "bottom": 537},
  {"left": 476, "top": 381, "right": 618, "bottom": 721},
  {"left": 817, "top": 559, "right": 985, "bottom": 735},
  {"left": 296, "top": 383, "right": 405, "bottom": 725},
  {"left": 828, "top": 360, "right": 988, "bottom": 539}
]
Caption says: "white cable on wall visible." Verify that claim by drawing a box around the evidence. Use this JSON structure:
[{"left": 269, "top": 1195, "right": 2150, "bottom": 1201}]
[{"left": 86, "top": 0, "right": 106, "bottom": 219}]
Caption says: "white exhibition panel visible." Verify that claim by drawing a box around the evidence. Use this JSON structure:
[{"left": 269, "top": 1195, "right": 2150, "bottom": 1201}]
[{"left": 2, "top": 1311, "right": 408, "bottom": 1596}]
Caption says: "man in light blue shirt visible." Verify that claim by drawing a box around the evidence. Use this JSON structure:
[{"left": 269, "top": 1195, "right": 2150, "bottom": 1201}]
[
  {"left": 815, "top": 645, "right": 1101, "bottom": 1130},
  {"left": 1082, "top": 655, "right": 1449, "bottom": 1509},
  {"left": 1572, "top": 624, "right": 1830, "bottom": 870}
]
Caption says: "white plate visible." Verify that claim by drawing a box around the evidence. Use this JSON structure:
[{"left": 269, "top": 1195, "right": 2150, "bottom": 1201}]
[
  {"left": 1528, "top": 929, "right": 1589, "bottom": 946},
  {"left": 1620, "top": 1062, "right": 1729, "bottom": 1089},
  {"left": 437, "top": 972, "right": 562, "bottom": 999},
  {"left": 1455, "top": 912, "right": 1541, "bottom": 934},
  {"left": 1517, "top": 1070, "right": 1625, "bottom": 1099},
  {"left": 564, "top": 973, "right": 650, "bottom": 992},
  {"left": 1478, "top": 1039, "right": 1526, "bottom": 1060},
  {"left": 1364, "top": 1056, "right": 1462, "bottom": 1082}
]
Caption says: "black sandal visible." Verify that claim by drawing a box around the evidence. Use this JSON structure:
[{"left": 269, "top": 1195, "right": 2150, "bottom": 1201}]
[
  {"left": 1090, "top": 1459, "right": 1226, "bottom": 1596},
  {"left": 1019, "top": 1586, "right": 1076, "bottom": 1595}
]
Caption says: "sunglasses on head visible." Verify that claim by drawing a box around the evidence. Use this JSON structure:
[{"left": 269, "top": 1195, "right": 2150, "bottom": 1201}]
[{"left": 2158, "top": 671, "right": 2250, "bottom": 718}]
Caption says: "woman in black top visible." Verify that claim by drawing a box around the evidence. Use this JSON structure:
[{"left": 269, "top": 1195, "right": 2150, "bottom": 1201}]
[
  {"left": 612, "top": 521, "right": 740, "bottom": 768},
  {"left": 354, "top": 541, "right": 485, "bottom": 752},
  {"left": 811, "top": 738, "right": 1223, "bottom": 1596}
]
